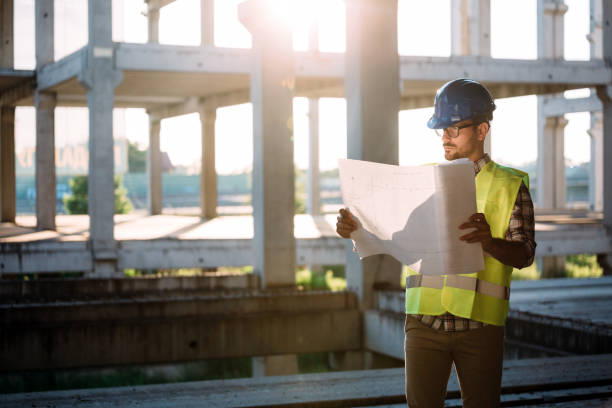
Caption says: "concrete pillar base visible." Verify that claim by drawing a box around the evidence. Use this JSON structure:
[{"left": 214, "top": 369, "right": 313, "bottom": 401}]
[
  {"left": 328, "top": 350, "right": 364, "bottom": 371},
  {"left": 252, "top": 354, "right": 298, "bottom": 377},
  {"left": 538, "top": 256, "right": 566, "bottom": 278},
  {"left": 363, "top": 350, "right": 403, "bottom": 370}
]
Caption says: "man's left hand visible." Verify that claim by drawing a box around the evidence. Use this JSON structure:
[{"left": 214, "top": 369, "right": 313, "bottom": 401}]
[{"left": 459, "top": 213, "right": 493, "bottom": 251}]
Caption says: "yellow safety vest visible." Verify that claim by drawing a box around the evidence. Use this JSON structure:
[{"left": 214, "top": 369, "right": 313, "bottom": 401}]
[{"left": 405, "top": 161, "right": 528, "bottom": 326}]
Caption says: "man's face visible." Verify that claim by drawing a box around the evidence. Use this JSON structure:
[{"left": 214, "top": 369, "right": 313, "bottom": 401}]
[{"left": 441, "top": 120, "right": 487, "bottom": 161}]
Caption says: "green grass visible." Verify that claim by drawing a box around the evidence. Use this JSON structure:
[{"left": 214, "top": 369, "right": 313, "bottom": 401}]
[
  {"left": 565, "top": 254, "right": 603, "bottom": 278},
  {"left": 296, "top": 266, "right": 347, "bottom": 291}
]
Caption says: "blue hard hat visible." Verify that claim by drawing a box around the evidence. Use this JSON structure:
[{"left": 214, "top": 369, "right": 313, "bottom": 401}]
[{"left": 427, "top": 79, "right": 496, "bottom": 129}]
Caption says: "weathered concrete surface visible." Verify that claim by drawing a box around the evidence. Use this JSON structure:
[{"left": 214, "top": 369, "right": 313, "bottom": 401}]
[
  {"left": 0, "top": 106, "right": 15, "bottom": 223},
  {"left": 1, "top": 211, "right": 611, "bottom": 274},
  {"left": 374, "top": 277, "right": 612, "bottom": 358},
  {"left": 345, "top": 0, "right": 402, "bottom": 309},
  {"left": 240, "top": 0, "right": 296, "bottom": 288},
  {"left": 81, "top": 0, "right": 123, "bottom": 277},
  {"left": 1, "top": 290, "right": 360, "bottom": 371},
  {"left": 147, "top": 118, "right": 162, "bottom": 215},
  {"left": 364, "top": 310, "right": 404, "bottom": 361},
  {"left": 199, "top": 107, "right": 217, "bottom": 219},
  {"left": 2, "top": 354, "right": 612, "bottom": 407},
  {"left": 0, "top": 274, "right": 259, "bottom": 301},
  {"left": 34, "top": 0, "right": 56, "bottom": 230}
]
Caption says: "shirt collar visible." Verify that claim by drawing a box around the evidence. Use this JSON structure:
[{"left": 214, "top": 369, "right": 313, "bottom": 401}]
[{"left": 473, "top": 154, "right": 491, "bottom": 175}]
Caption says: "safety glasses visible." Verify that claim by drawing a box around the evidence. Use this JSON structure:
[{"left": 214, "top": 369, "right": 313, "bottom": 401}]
[{"left": 434, "top": 123, "right": 475, "bottom": 138}]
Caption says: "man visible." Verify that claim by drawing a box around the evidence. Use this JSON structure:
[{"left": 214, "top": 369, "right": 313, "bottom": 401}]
[{"left": 336, "top": 78, "right": 536, "bottom": 407}]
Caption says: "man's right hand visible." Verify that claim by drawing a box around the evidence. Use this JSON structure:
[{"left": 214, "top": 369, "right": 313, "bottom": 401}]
[{"left": 336, "top": 208, "right": 358, "bottom": 238}]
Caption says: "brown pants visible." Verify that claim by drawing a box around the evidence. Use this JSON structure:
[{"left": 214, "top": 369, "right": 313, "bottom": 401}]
[{"left": 404, "top": 315, "right": 504, "bottom": 408}]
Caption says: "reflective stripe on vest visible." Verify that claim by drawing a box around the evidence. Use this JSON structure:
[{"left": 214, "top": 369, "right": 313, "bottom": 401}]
[{"left": 406, "top": 275, "right": 510, "bottom": 300}]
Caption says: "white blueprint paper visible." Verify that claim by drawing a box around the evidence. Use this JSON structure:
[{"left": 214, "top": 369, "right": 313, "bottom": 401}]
[{"left": 338, "top": 158, "right": 484, "bottom": 276}]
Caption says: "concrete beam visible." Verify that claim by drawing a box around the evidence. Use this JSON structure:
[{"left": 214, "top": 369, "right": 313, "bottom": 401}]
[
  {"left": 0, "top": 241, "right": 92, "bottom": 274},
  {"left": 240, "top": 0, "right": 296, "bottom": 288},
  {"left": 115, "top": 43, "right": 251, "bottom": 74},
  {"left": 36, "top": 48, "right": 84, "bottom": 91},
  {"left": 147, "top": 117, "right": 162, "bottom": 215},
  {"left": 79, "top": 0, "right": 123, "bottom": 276},
  {"left": 1, "top": 223, "right": 609, "bottom": 274},
  {"left": 0, "top": 235, "right": 347, "bottom": 274},
  {"left": 200, "top": 107, "right": 217, "bottom": 219},
  {"left": 147, "top": 91, "right": 250, "bottom": 121},
  {"left": 345, "top": 0, "right": 402, "bottom": 309},
  {"left": 0, "top": 107, "right": 15, "bottom": 222},
  {"left": 399, "top": 56, "right": 611, "bottom": 85},
  {"left": 542, "top": 94, "right": 602, "bottom": 116},
  {"left": 0, "top": 275, "right": 260, "bottom": 301},
  {"left": 0, "top": 77, "right": 35, "bottom": 106},
  {"left": 1, "top": 291, "right": 360, "bottom": 371}
]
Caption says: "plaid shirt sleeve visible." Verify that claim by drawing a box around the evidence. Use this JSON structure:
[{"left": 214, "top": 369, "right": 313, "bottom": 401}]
[{"left": 505, "top": 182, "right": 536, "bottom": 269}]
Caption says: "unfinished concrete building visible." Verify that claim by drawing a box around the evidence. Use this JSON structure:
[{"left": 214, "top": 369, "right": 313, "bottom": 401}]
[{"left": 1, "top": 0, "right": 612, "bottom": 406}]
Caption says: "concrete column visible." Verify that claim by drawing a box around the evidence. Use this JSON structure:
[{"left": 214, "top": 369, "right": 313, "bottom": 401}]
[
  {"left": 536, "top": 115, "right": 568, "bottom": 278},
  {"left": 451, "top": 0, "right": 492, "bottom": 154},
  {"left": 0, "top": 1, "right": 15, "bottom": 223},
  {"left": 345, "top": 0, "right": 402, "bottom": 309},
  {"left": 597, "top": 0, "right": 612, "bottom": 274},
  {"left": 588, "top": 112, "right": 603, "bottom": 211},
  {"left": 201, "top": 0, "right": 214, "bottom": 46},
  {"left": 537, "top": 116, "right": 568, "bottom": 208},
  {"left": 306, "top": 14, "right": 321, "bottom": 215},
  {"left": 307, "top": 98, "right": 320, "bottom": 215},
  {"left": 0, "top": 1, "right": 13, "bottom": 67},
  {"left": 147, "top": 118, "right": 162, "bottom": 215},
  {"left": 537, "top": 0, "right": 567, "bottom": 209},
  {"left": 34, "top": 93, "right": 56, "bottom": 229},
  {"left": 239, "top": 0, "right": 296, "bottom": 288},
  {"left": 451, "top": 0, "right": 491, "bottom": 57},
  {"left": 35, "top": 0, "right": 57, "bottom": 230},
  {"left": 147, "top": 5, "right": 159, "bottom": 43},
  {"left": 252, "top": 355, "right": 298, "bottom": 377},
  {"left": 0, "top": 107, "right": 15, "bottom": 223},
  {"left": 589, "top": 0, "right": 603, "bottom": 211},
  {"left": 79, "top": 0, "right": 123, "bottom": 276},
  {"left": 199, "top": 107, "right": 217, "bottom": 219},
  {"left": 329, "top": 350, "right": 364, "bottom": 371}
]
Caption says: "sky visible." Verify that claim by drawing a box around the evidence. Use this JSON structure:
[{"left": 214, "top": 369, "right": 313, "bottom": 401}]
[{"left": 13, "top": 0, "right": 594, "bottom": 174}]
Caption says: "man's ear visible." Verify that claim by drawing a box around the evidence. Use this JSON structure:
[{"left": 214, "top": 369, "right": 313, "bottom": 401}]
[{"left": 477, "top": 122, "right": 489, "bottom": 142}]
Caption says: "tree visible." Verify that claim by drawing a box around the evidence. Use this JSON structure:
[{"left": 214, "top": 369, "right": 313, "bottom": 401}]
[
  {"left": 128, "top": 141, "right": 146, "bottom": 173},
  {"left": 64, "top": 175, "right": 133, "bottom": 214}
]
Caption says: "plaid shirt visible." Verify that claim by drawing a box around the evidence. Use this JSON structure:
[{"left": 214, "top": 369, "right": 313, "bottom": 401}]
[{"left": 411, "top": 154, "right": 536, "bottom": 332}]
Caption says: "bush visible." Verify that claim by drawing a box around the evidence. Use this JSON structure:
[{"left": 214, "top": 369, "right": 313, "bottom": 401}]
[{"left": 64, "top": 175, "right": 133, "bottom": 215}]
